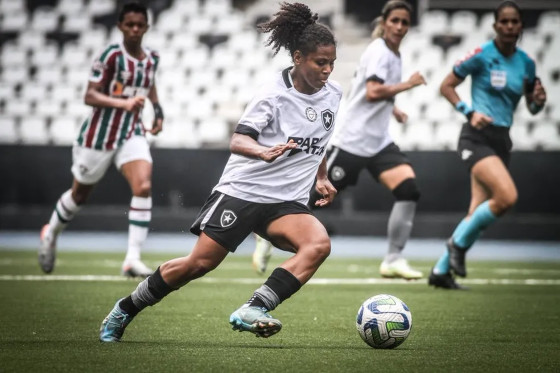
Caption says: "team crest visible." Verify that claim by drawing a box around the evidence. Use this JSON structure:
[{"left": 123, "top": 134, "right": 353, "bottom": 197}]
[
  {"left": 305, "top": 107, "right": 317, "bottom": 122},
  {"left": 220, "top": 209, "right": 237, "bottom": 227},
  {"left": 321, "top": 109, "right": 334, "bottom": 131}
]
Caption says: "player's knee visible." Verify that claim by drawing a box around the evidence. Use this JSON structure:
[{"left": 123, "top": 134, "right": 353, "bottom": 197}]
[
  {"left": 392, "top": 178, "right": 420, "bottom": 201},
  {"left": 310, "top": 236, "right": 331, "bottom": 261},
  {"left": 494, "top": 190, "right": 518, "bottom": 212},
  {"left": 134, "top": 180, "right": 152, "bottom": 197}
]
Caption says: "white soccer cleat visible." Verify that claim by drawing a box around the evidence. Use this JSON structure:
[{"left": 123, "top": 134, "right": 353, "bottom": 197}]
[
  {"left": 121, "top": 259, "right": 153, "bottom": 278},
  {"left": 379, "top": 258, "right": 423, "bottom": 280},
  {"left": 252, "top": 234, "right": 274, "bottom": 275},
  {"left": 38, "top": 224, "right": 57, "bottom": 273}
]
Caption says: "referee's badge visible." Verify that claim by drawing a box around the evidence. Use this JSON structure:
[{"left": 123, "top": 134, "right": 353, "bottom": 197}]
[
  {"left": 321, "top": 109, "right": 334, "bottom": 131},
  {"left": 305, "top": 107, "right": 317, "bottom": 122},
  {"left": 220, "top": 210, "right": 237, "bottom": 227}
]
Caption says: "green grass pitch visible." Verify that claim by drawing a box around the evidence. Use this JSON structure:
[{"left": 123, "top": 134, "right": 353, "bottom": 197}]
[{"left": 1, "top": 250, "right": 559, "bottom": 372}]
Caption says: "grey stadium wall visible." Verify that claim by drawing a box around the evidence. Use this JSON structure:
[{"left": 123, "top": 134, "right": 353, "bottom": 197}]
[{"left": 1, "top": 145, "right": 559, "bottom": 240}]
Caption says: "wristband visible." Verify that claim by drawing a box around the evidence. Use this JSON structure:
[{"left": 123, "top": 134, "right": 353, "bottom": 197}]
[
  {"left": 455, "top": 101, "right": 474, "bottom": 119},
  {"left": 153, "top": 102, "right": 164, "bottom": 120}
]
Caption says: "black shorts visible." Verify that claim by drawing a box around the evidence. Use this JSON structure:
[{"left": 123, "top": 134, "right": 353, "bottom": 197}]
[
  {"left": 457, "top": 122, "right": 512, "bottom": 170},
  {"left": 327, "top": 143, "right": 411, "bottom": 192},
  {"left": 190, "top": 192, "right": 312, "bottom": 252}
]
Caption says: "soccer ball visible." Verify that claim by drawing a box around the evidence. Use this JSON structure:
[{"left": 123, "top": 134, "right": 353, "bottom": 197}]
[{"left": 356, "top": 294, "right": 412, "bottom": 349}]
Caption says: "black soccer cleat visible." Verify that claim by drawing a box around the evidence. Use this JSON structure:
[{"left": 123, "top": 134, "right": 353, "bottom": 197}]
[
  {"left": 447, "top": 237, "right": 467, "bottom": 277},
  {"left": 428, "top": 270, "right": 468, "bottom": 290}
]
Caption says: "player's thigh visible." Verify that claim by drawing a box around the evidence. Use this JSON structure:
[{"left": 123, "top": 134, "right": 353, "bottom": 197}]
[
  {"left": 266, "top": 213, "right": 330, "bottom": 253},
  {"left": 378, "top": 164, "right": 416, "bottom": 190},
  {"left": 471, "top": 155, "right": 516, "bottom": 198}
]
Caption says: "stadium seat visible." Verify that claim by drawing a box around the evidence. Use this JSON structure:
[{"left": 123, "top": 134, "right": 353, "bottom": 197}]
[
  {"left": 4, "top": 100, "right": 30, "bottom": 117},
  {"left": 60, "top": 42, "right": 92, "bottom": 68},
  {"left": 449, "top": 10, "right": 477, "bottom": 35},
  {"left": 57, "top": 0, "right": 85, "bottom": 17},
  {"left": 19, "top": 116, "right": 50, "bottom": 144},
  {"left": 17, "top": 30, "right": 45, "bottom": 49},
  {"left": 0, "top": 43, "right": 27, "bottom": 67},
  {"left": 0, "top": 0, "right": 24, "bottom": 13},
  {"left": 86, "top": 0, "right": 115, "bottom": 17},
  {"left": 433, "top": 122, "right": 461, "bottom": 150},
  {"left": 51, "top": 84, "right": 80, "bottom": 103},
  {"left": 34, "top": 66, "right": 64, "bottom": 85},
  {"left": 537, "top": 11, "right": 560, "bottom": 36},
  {"left": 398, "top": 120, "right": 435, "bottom": 151},
  {"left": 29, "top": 6, "right": 59, "bottom": 32},
  {"left": 0, "top": 11, "right": 27, "bottom": 32},
  {"left": 50, "top": 116, "right": 80, "bottom": 145},
  {"left": 531, "top": 121, "right": 560, "bottom": 150},
  {"left": 155, "top": 8, "right": 186, "bottom": 33},
  {"left": 62, "top": 12, "right": 92, "bottom": 32},
  {"left": 30, "top": 43, "right": 59, "bottom": 67},
  {"left": 19, "top": 82, "right": 49, "bottom": 102},
  {"left": 198, "top": 117, "right": 230, "bottom": 146},
  {"left": 510, "top": 122, "right": 534, "bottom": 151},
  {"left": 152, "top": 118, "right": 201, "bottom": 148},
  {"left": 0, "top": 116, "right": 19, "bottom": 144},
  {"left": 35, "top": 99, "right": 62, "bottom": 118},
  {"left": 419, "top": 10, "right": 449, "bottom": 35}
]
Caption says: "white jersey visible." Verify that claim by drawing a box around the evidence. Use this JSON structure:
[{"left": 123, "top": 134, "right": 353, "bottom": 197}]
[
  {"left": 214, "top": 68, "right": 343, "bottom": 205},
  {"left": 331, "top": 38, "right": 401, "bottom": 157}
]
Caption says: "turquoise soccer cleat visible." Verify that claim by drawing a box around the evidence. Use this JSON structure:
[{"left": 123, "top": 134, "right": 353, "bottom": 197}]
[
  {"left": 229, "top": 305, "right": 282, "bottom": 338},
  {"left": 99, "top": 299, "right": 134, "bottom": 342}
]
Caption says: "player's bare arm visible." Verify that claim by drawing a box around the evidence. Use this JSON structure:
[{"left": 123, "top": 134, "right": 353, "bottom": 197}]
[
  {"left": 392, "top": 106, "right": 408, "bottom": 124},
  {"left": 230, "top": 133, "right": 297, "bottom": 163},
  {"left": 440, "top": 72, "right": 492, "bottom": 129},
  {"left": 84, "top": 81, "right": 144, "bottom": 112},
  {"left": 314, "top": 156, "right": 337, "bottom": 207},
  {"left": 366, "top": 71, "right": 425, "bottom": 102}
]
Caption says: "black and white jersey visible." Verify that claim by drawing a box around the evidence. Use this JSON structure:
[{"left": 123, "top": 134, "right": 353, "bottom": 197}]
[
  {"left": 332, "top": 38, "right": 401, "bottom": 157},
  {"left": 214, "top": 67, "right": 343, "bottom": 205}
]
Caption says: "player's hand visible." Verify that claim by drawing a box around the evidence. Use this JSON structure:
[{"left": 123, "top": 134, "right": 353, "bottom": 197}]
[
  {"left": 393, "top": 107, "right": 408, "bottom": 124},
  {"left": 408, "top": 71, "right": 426, "bottom": 88},
  {"left": 469, "top": 111, "right": 493, "bottom": 129},
  {"left": 314, "top": 179, "right": 337, "bottom": 207},
  {"left": 123, "top": 96, "right": 145, "bottom": 112},
  {"left": 532, "top": 79, "right": 546, "bottom": 106},
  {"left": 150, "top": 118, "right": 163, "bottom": 135},
  {"left": 259, "top": 140, "right": 297, "bottom": 163}
]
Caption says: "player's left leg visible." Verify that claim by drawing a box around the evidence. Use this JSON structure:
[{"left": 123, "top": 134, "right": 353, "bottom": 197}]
[
  {"left": 231, "top": 213, "right": 330, "bottom": 337},
  {"left": 100, "top": 233, "right": 230, "bottom": 342},
  {"left": 378, "top": 164, "right": 422, "bottom": 279},
  {"left": 121, "top": 158, "right": 153, "bottom": 278},
  {"left": 447, "top": 156, "right": 517, "bottom": 276}
]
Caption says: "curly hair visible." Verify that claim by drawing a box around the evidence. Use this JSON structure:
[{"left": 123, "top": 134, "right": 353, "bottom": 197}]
[{"left": 257, "top": 2, "right": 335, "bottom": 57}]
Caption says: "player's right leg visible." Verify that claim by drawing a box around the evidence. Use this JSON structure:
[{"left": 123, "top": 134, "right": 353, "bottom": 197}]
[{"left": 232, "top": 212, "right": 330, "bottom": 337}]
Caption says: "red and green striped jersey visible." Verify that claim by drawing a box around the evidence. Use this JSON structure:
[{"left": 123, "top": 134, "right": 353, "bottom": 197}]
[{"left": 76, "top": 42, "right": 160, "bottom": 150}]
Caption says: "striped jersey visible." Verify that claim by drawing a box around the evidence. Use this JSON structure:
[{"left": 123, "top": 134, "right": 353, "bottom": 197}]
[
  {"left": 214, "top": 68, "right": 343, "bottom": 205},
  {"left": 331, "top": 38, "right": 401, "bottom": 157},
  {"left": 76, "top": 42, "right": 160, "bottom": 150}
]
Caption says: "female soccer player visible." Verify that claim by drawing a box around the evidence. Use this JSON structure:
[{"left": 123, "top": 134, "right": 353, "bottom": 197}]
[
  {"left": 429, "top": 1, "right": 547, "bottom": 289},
  {"left": 254, "top": 0, "right": 426, "bottom": 280},
  {"left": 38, "top": 2, "right": 164, "bottom": 278},
  {"left": 99, "top": 2, "right": 341, "bottom": 341}
]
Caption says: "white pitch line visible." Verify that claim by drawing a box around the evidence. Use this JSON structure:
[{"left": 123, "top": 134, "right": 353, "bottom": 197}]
[{"left": 0, "top": 275, "right": 559, "bottom": 286}]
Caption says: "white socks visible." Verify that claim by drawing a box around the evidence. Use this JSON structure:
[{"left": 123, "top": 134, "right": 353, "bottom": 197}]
[{"left": 125, "top": 196, "right": 152, "bottom": 263}]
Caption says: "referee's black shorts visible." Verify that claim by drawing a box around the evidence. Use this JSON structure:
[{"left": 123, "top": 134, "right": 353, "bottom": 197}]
[
  {"left": 457, "top": 122, "right": 512, "bottom": 170},
  {"left": 190, "top": 192, "right": 312, "bottom": 252}
]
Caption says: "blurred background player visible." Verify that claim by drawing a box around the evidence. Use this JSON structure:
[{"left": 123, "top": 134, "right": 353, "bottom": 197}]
[
  {"left": 38, "top": 2, "right": 164, "bottom": 277},
  {"left": 429, "top": 0, "right": 547, "bottom": 289},
  {"left": 254, "top": 0, "right": 426, "bottom": 280},
  {"left": 99, "top": 2, "right": 340, "bottom": 342}
]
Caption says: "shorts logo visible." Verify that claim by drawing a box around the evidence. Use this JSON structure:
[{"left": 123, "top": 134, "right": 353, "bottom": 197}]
[
  {"left": 461, "top": 149, "right": 473, "bottom": 160},
  {"left": 321, "top": 109, "right": 334, "bottom": 131},
  {"left": 331, "top": 166, "right": 345, "bottom": 181},
  {"left": 220, "top": 210, "right": 237, "bottom": 227},
  {"left": 305, "top": 107, "right": 317, "bottom": 122}
]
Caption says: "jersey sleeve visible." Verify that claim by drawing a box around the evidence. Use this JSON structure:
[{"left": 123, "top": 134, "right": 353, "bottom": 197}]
[
  {"left": 89, "top": 45, "right": 119, "bottom": 85},
  {"left": 365, "top": 44, "right": 391, "bottom": 84},
  {"left": 453, "top": 46, "right": 483, "bottom": 79},
  {"left": 237, "top": 93, "right": 275, "bottom": 134}
]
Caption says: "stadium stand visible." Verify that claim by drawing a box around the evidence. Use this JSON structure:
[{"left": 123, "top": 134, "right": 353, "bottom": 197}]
[{"left": 0, "top": 0, "right": 558, "bottom": 149}]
